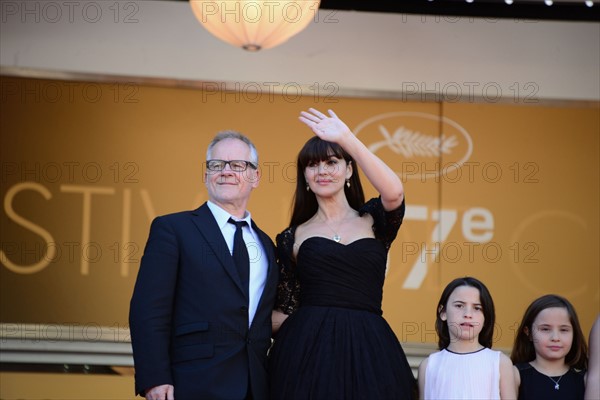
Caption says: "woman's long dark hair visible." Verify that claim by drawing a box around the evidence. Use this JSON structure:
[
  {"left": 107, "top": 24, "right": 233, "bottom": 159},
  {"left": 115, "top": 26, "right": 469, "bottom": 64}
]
[
  {"left": 510, "top": 294, "right": 588, "bottom": 370},
  {"left": 289, "top": 137, "right": 365, "bottom": 227},
  {"left": 435, "top": 276, "right": 496, "bottom": 350}
]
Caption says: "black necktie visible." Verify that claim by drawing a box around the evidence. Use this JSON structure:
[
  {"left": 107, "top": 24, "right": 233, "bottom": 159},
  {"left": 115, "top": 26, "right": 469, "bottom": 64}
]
[{"left": 228, "top": 218, "right": 250, "bottom": 290}]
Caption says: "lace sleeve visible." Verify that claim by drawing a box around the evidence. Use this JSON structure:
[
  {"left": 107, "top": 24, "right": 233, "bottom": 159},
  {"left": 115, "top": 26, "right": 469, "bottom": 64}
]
[
  {"left": 359, "top": 197, "right": 406, "bottom": 250},
  {"left": 274, "top": 227, "right": 301, "bottom": 315}
]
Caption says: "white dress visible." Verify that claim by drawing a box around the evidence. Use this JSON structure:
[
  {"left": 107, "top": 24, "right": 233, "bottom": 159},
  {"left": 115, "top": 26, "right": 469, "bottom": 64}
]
[{"left": 424, "top": 347, "right": 501, "bottom": 400}]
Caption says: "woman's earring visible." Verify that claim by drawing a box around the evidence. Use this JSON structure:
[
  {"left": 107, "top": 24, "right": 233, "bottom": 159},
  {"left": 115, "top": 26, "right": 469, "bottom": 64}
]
[
  {"left": 306, "top": 184, "right": 310, "bottom": 192},
  {"left": 346, "top": 179, "right": 350, "bottom": 188}
]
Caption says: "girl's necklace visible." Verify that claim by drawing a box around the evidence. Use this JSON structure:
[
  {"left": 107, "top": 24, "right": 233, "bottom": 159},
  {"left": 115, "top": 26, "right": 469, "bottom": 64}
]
[
  {"left": 531, "top": 361, "right": 567, "bottom": 391},
  {"left": 547, "top": 374, "right": 564, "bottom": 390}
]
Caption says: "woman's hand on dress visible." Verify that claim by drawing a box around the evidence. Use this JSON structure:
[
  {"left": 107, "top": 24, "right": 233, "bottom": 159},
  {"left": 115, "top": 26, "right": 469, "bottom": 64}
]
[{"left": 299, "top": 108, "right": 352, "bottom": 144}]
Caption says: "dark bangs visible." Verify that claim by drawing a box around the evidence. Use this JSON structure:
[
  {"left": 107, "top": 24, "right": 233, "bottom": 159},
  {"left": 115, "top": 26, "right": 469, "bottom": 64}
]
[
  {"left": 297, "top": 137, "right": 352, "bottom": 168},
  {"left": 289, "top": 136, "right": 366, "bottom": 227},
  {"left": 436, "top": 276, "right": 496, "bottom": 350}
]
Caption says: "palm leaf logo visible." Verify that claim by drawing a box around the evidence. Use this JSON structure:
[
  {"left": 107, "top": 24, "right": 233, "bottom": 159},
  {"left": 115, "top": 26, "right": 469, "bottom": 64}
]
[{"left": 367, "top": 125, "right": 459, "bottom": 158}]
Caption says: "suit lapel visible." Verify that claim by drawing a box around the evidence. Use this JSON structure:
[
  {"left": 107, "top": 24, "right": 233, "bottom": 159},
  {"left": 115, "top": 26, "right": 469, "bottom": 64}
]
[
  {"left": 190, "top": 203, "right": 247, "bottom": 298},
  {"left": 251, "top": 220, "right": 278, "bottom": 316}
]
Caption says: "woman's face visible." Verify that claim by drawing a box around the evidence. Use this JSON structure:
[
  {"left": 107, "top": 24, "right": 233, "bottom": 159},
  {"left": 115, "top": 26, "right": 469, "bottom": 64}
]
[{"left": 304, "top": 155, "right": 352, "bottom": 198}]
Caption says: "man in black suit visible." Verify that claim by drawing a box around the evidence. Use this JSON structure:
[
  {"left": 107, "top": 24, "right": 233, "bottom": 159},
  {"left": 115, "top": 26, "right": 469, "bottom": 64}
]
[{"left": 129, "top": 131, "right": 278, "bottom": 400}]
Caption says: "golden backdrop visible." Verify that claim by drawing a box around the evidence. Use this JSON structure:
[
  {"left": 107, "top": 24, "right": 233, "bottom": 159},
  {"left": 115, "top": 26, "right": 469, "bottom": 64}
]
[{"left": 1, "top": 76, "right": 598, "bottom": 350}]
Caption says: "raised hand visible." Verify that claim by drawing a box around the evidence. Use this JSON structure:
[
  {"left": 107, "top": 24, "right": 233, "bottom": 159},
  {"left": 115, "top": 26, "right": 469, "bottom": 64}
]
[
  {"left": 299, "top": 108, "right": 352, "bottom": 143},
  {"left": 298, "top": 107, "right": 404, "bottom": 211}
]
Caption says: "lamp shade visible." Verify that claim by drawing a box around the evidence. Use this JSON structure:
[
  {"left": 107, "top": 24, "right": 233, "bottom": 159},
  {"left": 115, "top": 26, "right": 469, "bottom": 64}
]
[{"left": 190, "top": 0, "right": 321, "bottom": 51}]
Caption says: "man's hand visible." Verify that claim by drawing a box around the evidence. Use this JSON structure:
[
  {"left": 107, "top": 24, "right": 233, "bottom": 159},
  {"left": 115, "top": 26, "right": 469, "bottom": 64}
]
[{"left": 145, "top": 384, "right": 174, "bottom": 400}]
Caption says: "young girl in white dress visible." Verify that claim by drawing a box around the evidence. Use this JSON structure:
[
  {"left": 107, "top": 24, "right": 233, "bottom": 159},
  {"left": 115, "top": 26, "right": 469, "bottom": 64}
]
[{"left": 418, "top": 276, "right": 516, "bottom": 399}]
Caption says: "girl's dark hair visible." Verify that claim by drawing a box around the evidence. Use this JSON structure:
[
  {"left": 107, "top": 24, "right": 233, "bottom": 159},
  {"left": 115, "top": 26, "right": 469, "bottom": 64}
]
[
  {"left": 289, "top": 137, "right": 365, "bottom": 227},
  {"left": 510, "top": 294, "right": 588, "bottom": 370},
  {"left": 435, "top": 276, "right": 496, "bottom": 350}
]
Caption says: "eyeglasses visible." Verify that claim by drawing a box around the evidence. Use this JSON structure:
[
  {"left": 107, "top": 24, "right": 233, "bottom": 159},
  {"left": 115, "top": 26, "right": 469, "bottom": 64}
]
[{"left": 206, "top": 160, "right": 258, "bottom": 172}]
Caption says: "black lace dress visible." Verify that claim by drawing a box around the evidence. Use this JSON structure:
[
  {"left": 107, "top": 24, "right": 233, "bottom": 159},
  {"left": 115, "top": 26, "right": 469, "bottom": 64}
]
[{"left": 269, "top": 198, "right": 416, "bottom": 400}]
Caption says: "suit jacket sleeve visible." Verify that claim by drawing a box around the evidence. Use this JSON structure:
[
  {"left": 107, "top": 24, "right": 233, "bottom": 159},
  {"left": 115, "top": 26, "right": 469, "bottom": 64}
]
[{"left": 129, "top": 216, "right": 179, "bottom": 395}]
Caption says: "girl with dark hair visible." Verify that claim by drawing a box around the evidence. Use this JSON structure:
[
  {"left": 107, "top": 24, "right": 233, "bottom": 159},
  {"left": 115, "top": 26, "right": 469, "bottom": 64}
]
[
  {"left": 511, "top": 294, "right": 588, "bottom": 399},
  {"left": 269, "top": 108, "right": 416, "bottom": 399},
  {"left": 418, "top": 276, "right": 516, "bottom": 399}
]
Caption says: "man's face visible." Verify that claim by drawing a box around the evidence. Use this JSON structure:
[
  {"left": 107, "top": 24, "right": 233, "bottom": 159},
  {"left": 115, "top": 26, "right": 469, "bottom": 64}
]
[{"left": 205, "top": 138, "right": 260, "bottom": 211}]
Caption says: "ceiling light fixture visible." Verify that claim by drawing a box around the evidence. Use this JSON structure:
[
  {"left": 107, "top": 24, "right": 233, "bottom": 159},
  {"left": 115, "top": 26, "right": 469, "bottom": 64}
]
[{"left": 190, "top": 0, "right": 321, "bottom": 51}]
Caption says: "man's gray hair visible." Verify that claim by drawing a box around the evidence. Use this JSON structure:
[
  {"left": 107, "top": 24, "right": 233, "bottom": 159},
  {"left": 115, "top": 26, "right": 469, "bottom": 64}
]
[{"left": 206, "top": 130, "right": 259, "bottom": 164}]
